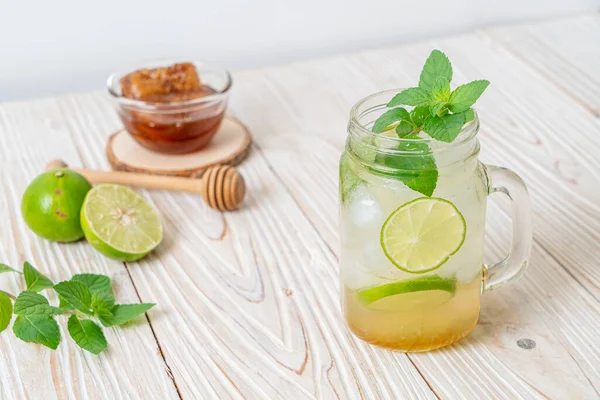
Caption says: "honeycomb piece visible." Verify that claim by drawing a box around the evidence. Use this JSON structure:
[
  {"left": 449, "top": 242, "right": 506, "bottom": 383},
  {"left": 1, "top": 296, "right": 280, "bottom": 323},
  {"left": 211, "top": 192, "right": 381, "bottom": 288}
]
[{"left": 120, "top": 63, "right": 210, "bottom": 102}]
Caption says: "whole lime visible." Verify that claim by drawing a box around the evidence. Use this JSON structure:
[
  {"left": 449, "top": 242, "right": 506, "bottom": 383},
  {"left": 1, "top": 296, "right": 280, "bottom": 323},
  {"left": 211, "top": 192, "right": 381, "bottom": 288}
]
[{"left": 21, "top": 169, "right": 92, "bottom": 242}]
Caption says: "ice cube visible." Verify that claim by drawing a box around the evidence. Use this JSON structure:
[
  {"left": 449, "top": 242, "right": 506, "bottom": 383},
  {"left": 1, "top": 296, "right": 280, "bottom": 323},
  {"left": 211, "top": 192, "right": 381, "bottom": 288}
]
[
  {"left": 346, "top": 186, "right": 383, "bottom": 229},
  {"left": 362, "top": 239, "right": 392, "bottom": 273}
]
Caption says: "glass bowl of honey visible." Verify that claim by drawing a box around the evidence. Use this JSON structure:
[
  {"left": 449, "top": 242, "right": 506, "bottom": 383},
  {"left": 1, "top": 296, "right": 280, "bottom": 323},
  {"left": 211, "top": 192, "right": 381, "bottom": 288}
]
[{"left": 107, "top": 60, "right": 232, "bottom": 154}]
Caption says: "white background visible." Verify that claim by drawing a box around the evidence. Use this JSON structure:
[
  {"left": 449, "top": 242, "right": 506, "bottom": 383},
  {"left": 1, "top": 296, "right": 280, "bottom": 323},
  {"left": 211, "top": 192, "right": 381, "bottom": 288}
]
[{"left": 0, "top": 0, "right": 598, "bottom": 101}]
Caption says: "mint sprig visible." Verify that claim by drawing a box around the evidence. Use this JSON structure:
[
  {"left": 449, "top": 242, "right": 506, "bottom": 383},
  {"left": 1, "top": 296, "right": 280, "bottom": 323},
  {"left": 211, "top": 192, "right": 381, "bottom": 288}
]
[
  {"left": 0, "top": 261, "right": 155, "bottom": 354},
  {"left": 372, "top": 49, "right": 490, "bottom": 196}
]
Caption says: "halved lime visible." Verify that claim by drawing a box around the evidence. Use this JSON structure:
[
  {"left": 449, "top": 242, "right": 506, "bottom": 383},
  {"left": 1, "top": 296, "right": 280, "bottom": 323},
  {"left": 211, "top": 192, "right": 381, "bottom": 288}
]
[
  {"left": 81, "top": 184, "right": 162, "bottom": 262},
  {"left": 381, "top": 197, "right": 466, "bottom": 274}
]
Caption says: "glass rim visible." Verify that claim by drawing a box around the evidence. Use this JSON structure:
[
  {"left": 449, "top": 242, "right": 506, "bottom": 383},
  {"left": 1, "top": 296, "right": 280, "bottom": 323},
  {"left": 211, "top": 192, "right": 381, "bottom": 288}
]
[
  {"left": 106, "top": 59, "right": 232, "bottom": 110},
  {"left": 348, "top": 88, "right": 480, "bottom": 149}
]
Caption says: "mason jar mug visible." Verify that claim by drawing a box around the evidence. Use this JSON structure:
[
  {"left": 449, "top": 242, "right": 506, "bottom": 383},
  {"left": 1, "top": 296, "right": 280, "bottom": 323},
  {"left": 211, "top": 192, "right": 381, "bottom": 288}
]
[{"left": 339, "top": 90, "right": 532, "bottom": 352}]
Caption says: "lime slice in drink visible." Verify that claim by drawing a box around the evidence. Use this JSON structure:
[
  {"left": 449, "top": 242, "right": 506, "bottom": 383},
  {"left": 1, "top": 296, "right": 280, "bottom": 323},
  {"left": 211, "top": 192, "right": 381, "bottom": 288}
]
[
  {"left": 380, "top": 197, "right": 466, "bottom": 274},
  {"left": 357, "top": 275, "right": 456, "bottom": 305},
  {"left": 81, "top": 184, "right": 162, "bottom": 262}
]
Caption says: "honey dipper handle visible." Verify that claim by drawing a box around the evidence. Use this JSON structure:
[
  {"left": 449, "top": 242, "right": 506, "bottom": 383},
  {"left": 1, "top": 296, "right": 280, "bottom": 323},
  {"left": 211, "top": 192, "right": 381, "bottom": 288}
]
[
  {"left": 76, "top": 169, "right": 203, "bottom": 193},
  {"left": 46, "top": 161, "right": 202, "bottom": 193}
]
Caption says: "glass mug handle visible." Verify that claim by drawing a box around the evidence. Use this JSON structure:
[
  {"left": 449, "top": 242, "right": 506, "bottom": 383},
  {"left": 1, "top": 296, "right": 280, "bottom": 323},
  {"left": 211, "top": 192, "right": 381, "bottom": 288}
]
[{"left": 483, "top": 165, "right": 532, "bottom": 292}]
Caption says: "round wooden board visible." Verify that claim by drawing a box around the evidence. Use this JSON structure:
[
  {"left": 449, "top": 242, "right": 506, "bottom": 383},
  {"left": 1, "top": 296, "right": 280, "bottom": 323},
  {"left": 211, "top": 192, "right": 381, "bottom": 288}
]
[{"left": 107, "top": 117, "right": 252, "bottom": 177}]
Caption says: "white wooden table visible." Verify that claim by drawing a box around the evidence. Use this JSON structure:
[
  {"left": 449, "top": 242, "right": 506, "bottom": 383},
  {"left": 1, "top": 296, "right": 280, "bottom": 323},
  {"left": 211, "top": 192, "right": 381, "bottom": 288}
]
[{"left": 1, "top": 14, "right": 599, "bottom": 400}]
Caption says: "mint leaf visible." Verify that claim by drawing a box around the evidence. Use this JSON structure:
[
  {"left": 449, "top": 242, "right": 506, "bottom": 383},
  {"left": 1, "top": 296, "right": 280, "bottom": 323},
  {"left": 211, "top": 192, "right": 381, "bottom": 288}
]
[
  {"left": 23, "top": 262, "right": 53, "bottom": 292},
  {"left": 372, "top": 107, "right": 410, "bottom": 133},
  {"left": 92, "top": 292, "right": 115, "bottom": 317},
  {"left": 387, "top": 88, "right": 431, "bottom": 107},
  {"left": 54, "top": 281, "right": 92, "bottom": 314},
  {"left": 374, "top": 135, "right": 438, "bottom": 196},
  {"left": 0, "top": 263, "right": 20, "bottom": 274},
  {"left": 14, "top": 291, "right": 63, "bottom": 316},
  {"left": 410, "top": 106, "right": 430, "bottom": 127},
  {"left": 431, "top": 77, "right": 451, "bottom": 101},
  {"left": 0, "top": 291, "right": 13, "bottom": 333},
  {"left": 419, "top": 50, "right": 453, "bottom": 92},
  {"left": 396, "top": 120, "right": 415, "bottom": 137},
  {"left": 13, "top": 315, "right": 60, "bottom": 349},
  {"left": 99, "top": 303, "right": 155, "bottom": 327},
  {"left": 423, "top": 113, "right": 466, "bottom": 143},
  {"left": 340, "top": 153, "right": 365, "bottom": 202},
  {"left": 429, "top": 101, "right": 446, "bottom": 117},
  {"left": 463, "top": 109, "right": 475, "bottom": 122},
  {"left": 59, "top": 296, "right": 75, "bottom": 311},
  {"left": 448, "top": 80, "right": 490, "bottom": 113},
  {"left": 67, "top": 315, "right": 108, "bottom": 355},
  {"left": 72, "top": 274, "right": 111, "bottom": 295}
]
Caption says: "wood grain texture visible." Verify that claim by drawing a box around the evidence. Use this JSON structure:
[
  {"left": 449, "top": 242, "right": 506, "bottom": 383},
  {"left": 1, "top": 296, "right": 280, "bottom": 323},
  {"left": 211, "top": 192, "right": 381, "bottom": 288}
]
[
  {"left": 0, "top": 13, "right": 599, "bottom": 400},
  {"left": 485, "top": 14, "right": 600, "bottom": 117}
]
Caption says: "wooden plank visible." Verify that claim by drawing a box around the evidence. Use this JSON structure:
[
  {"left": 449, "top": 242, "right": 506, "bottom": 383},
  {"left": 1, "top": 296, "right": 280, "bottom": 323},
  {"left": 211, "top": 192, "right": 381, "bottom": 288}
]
[
  {"left": 227, "top": 21, "right": 600, "bottom": 397},
  {"left": 48, "top": 92, "right": 437, "bottom": 399},
  {"left": 485, "top": 14, "right": 600, "bottom": 116},
  {"left": 0, "top": 100, "right": 180, "bottom": 399}
]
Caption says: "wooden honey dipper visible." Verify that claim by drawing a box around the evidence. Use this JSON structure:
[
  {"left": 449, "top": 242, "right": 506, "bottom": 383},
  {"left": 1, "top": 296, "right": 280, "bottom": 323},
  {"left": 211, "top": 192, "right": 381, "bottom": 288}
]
[{"left": 45, "top": 160, "right": 246, "bottom": 211}]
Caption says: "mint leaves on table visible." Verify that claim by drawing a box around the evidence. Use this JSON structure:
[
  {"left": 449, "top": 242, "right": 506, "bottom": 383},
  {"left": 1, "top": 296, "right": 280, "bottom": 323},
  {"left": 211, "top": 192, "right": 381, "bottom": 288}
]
[
  {"left": 92, "top": 293, "right": 115, "bottom": 317},
  {"left": 13, "top": 315, "right": 61, "bottom": 349},
  {"left": 0, "top": 291, "right": 13, "bottom": 333},
  {"left": 54, "top": 281, "right": 94, "bottom": 315},
  {"left": 14, "top": 291, "right": 63, "bottom": 316},
  {"left": 0, "top": 261, "right": 155, "bottom": 355},
  {"left": 372, "top": 49, "right": 489, "bottom": 196},
  {"left": 72, "top": 273, "right": 111, "bottom": 294},
  {"left": 0, "top": 264, "right": 20, "bottom": 274},
  {"left": 99, "top": 304, "right": 154, "bottom": 327},
  {"left": 23, "top": 261, "right": 54, "bottom": 292},
  {"left": 68, "top": 315, "right": 108, "bottom": 355}
]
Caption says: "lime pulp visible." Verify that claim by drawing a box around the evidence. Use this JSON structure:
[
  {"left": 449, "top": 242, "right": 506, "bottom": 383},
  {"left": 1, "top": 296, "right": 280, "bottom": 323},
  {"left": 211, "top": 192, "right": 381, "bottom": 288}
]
[
  {"left": 81, "top": 184, "right": 162, "bottom": 261},
  {"left": 380, "top": 197, "right": 466, "bottom": 274}
]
